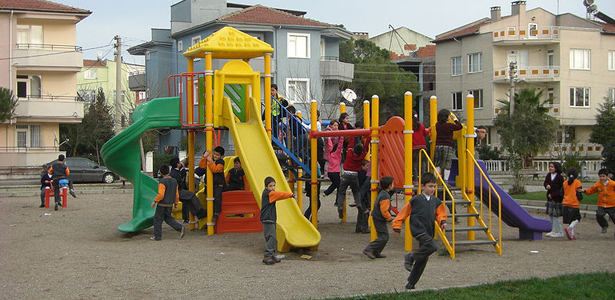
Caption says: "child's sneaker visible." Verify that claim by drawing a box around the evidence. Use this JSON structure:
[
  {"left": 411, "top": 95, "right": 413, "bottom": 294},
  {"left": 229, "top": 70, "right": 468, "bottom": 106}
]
[
  {"left": 552, "top": 232, "right": 564, "bottom": 238},
  {"left": 349, "top": 202, "right": 357, "bottom": 207},
  {"left": 212, "top": 213, "right": 219, "bottom": 223},
  {"left": 404, "top": 253, "right": 415, "bottom": 271},
  {"left": 545, "top": 231, "right": 555, "bottom": 237},
  {"left": 601, "top": 227, "right": 607, "bottom": 234},
  {"left": 564, "top": 227, "right": 573, "bottom": 240},
  {"left": 69, "top": 189, "right": 77, "bottom": 198},
  {"left": 180, "top": 226, "right": 186, "bottom": 238},
  {"left": 273, "top": 256, "right": 282, "bottom": 263},
  {"left": 262, "top": 257, "right": 275, "bottom": 265}
]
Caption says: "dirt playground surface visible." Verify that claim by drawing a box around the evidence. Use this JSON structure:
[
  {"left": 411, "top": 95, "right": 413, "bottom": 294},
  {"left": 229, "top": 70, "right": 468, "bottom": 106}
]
[{"left": 1, "top": 191, "right": 613, "bottom": 300}]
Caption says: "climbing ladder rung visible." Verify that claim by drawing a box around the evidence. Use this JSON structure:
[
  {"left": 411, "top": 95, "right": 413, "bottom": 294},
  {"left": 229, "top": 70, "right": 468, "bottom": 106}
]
[
  {"left": 445, "top": 225, "right": 488, "bottom": 232},
  {"left": 454, "top": 240, "right": 498, "bottom": 246},
  {"left": 444, "top": 199, "right": 472, "bottom": 205},
  {"left": 447, "top": 213, "right": 480, "bottom": 218}
]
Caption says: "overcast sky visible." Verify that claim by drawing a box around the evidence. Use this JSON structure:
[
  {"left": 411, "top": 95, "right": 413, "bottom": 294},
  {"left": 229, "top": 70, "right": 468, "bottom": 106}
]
[{"left": 56, "top": 0, "right": 614, "bottom": 65}]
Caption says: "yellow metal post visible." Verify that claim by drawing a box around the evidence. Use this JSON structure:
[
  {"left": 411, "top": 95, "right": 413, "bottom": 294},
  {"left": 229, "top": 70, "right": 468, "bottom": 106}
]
[
  {"left": 369, "top": 95, "right": 379, "bottom": 242},
  {"left": 264, "top": 54, "right": 272, "bottom": 141},
  {"left": 403, "top": 91, "right": 414, "bottom": 251},
  {"left": 429, "top": 96, "right": 437, "bottom": 160},
  {"left": 205, "top": 52, "right": 214, "bottom": 235},
  {"left": 339, "top": 102, "right": 347, "bottom": 222},
  {"left": 310, "top": 100, "right": 319, "bottom": 228},
  {"left": 466, "top": 94, "right": 476, "bottom": 240}
]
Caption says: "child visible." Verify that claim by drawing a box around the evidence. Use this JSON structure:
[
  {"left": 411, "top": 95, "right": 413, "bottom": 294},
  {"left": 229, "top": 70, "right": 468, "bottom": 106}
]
[
  {"left": 355, "top": 159, "right": 371, "bottom": 234},
  {"left": 433, "top": 109, "right": 462, "bottom": 182},
  {"left": 392, "top": 173, "right": 447, "bottom": 290},
  {"left": 200, "top": 146, "right": 226, "bottom": 222},
  {"left": 412, "top": 110, "right": 430, "bottom": 183},
  {"left": 335, "top": 137, "right": 370, "bottom": 219},
  {"left": 562, "top": 167, "right": 583, "bottom": 240},
  {"left": 544, "top": 162, "right": 565, "bottom": 238},
  {"left": 323, "top": 120, "right": 343, "bottom": 198},
  {"left": 39, "top": 164, "right": 52, "bottom": 208},
  {"left": 49, "top": 154, "right": 71, "bottom": 210},
  {"left": 150, "top": 164, "right": 185, "bottom": 241},
  {"left": 362, "top": 176, "right": 394, "bottom": 259},
  {"left": 582, "top": 168, "right": 615, "bottom": 235},
  {"left": 225, "top": 157, "right": 249, "bottom": 191},
  {"left": 260, "top": 176, "right": 294, "bottom": 265}
]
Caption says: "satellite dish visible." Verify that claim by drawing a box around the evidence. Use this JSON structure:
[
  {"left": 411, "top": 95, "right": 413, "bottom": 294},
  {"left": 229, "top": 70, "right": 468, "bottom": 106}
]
[
  {"left": 583, "top": 0, "right": 594, "bottom": 7},
  {"left": 341, "top": 88, "right": 357, "bottom": 104},
  {"left": 97, "top": 50, "right": 103, "bottom": 60}
]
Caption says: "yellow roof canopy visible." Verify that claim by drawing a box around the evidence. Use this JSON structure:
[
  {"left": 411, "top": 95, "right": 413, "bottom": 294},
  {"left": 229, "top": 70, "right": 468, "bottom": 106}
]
[{"left": 183, "top": 26, "right": 274, "bottom": 59}]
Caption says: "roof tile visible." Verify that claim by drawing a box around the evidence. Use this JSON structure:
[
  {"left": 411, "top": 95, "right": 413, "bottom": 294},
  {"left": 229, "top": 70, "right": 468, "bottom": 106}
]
[
  {"left": 218, "top": 5, "right": 331, "bottom": 27},
  {"left": 0, "top": 0, "right": 90, "bottom": 14}
]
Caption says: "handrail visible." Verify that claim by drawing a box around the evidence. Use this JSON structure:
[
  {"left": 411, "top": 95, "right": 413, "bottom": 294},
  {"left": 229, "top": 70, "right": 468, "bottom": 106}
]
[
  {"left": 417, "top": 148, "right": 456, "bottom": 258},
  {"left": 464, "top": 150, "right": 503, "bottom": 255},
  {"left": 16, "top": 43, "right": 83, "bottom": 51}
]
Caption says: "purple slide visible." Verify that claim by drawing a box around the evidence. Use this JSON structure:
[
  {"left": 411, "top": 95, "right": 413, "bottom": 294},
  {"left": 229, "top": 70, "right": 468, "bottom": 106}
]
[{"left": 450, "top": 159, "right": 551, "bottom": 240}]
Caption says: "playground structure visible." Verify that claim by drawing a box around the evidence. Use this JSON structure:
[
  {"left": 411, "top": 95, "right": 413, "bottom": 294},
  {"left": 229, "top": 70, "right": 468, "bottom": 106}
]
[{"left": 100, "top": 26, "right": 551, "bottom": 258}]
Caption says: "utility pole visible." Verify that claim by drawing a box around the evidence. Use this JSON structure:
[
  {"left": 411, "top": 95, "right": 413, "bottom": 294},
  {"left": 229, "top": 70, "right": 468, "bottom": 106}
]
[
  {"left": 114, "top": 35, "right": 122, "bottom": 133},
  {"left": 508, "top": 61, "right": 517, "bottom": 115}
]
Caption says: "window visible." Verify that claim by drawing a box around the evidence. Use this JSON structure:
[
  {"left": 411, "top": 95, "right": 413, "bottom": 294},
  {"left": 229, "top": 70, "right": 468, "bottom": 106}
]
[
  {"left": 83, "top": 69, "right": 97, "bottom": 80},
  {"left": 320, "top": 38, "right": 326, "bottom": 59},
  {"left": 469, "top": 89, "right": 483, "bottom": 109},
  {"left": 452, "top": 92, "right": 463, "bottom": 111},
  {"left": 16, "top": 125, "right": 27, "bottom": 148},
  {"left": 569, "top": 87, "right": 590, "bottom": 107},
  {"left": 286, "top": 78, "right": 310, "bottom": 104},
  {"left": 15, "top": 125, "right": 40, "bottom": 148},
  {"left": 16, "top": 75, "right": 41, "bottom": 98},
  {"left": 177, "top": 40, "right": 183, "bottom": 52},
  {"left": 191, "top": 36, "right": 201, "bottom": 61},
  {"left": 528, "top": 23, "right": 538, "bottom": 38},
  {"left": 609, "top": 51, "right": 615, "bottom": 70},
  {"left": 250, "top": 33, "right": 264, "bottom": 41},
  {"left": 287, "top": 33, "right": 309, "bottom": 58},
  {"left": 570, "top": 49, "right": 590, "bottom": 70},
  {"left": 547, "top": 88, "right": 554, "bottom": 105},
  {"left": 609, "top": 88, "right": 615, "bottom": 101},
  {"left": 78, "top": 90, "right": 96, "bottom": 102},
  {"left": 145, "top": 51, "right": 150, "bottom": 61},
  {"left": 547, "top": 49, "right": 554, "bottom": 68},
  {"left": 451, "top": 56, "right": 462, "bottom": 76},
  {"left": 508, "top": 50, "right": 529, "bottom": 69},
  {"left": 16, "top": 24, "right": 43, "bottom": 48},
  {"left": 30, "top": 125, "right": 40, "bottom": 148},
  {"left": 468, "top": 52, "right": 482, "bottom": 73},
  {"left": 113, "top": 90, "right": 126, "bottom": 103}
]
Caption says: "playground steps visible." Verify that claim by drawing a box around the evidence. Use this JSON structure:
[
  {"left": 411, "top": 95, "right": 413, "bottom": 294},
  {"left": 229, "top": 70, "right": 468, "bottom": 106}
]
[
  {"left": 453, "top": 240, "right": 498, "bottom": 246},
  {"left": 445, "top": 225, "right": 488, "bottom": 232}
]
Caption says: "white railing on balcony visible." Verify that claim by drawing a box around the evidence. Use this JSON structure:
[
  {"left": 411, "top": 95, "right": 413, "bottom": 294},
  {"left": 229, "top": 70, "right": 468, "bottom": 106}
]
[
  {"left": 492, "top": 26, "right": 561, "bottom": 42},
  {"left": 494, "top": 66, "right": 560, "bottom": 81},
  {"left": 484, "top": 159, "right": 603, "bottom": 174},
  {"left": 16, "top": 43, "right": 82, "bottom": 52}
]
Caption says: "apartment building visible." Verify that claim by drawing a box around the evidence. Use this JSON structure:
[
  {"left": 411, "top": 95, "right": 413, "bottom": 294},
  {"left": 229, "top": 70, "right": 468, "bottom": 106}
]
[
  {"left": 0, "top": 0, "right": 90, "bottom": 167},
  {"left": 434, "top": 1, "right": 615, "bottom": 159}
]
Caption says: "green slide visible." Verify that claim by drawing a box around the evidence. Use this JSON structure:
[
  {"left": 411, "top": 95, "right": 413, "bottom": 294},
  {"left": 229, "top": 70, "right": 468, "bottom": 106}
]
[{"left": 100, "top": 97, "right": 181, "bottom": 232}]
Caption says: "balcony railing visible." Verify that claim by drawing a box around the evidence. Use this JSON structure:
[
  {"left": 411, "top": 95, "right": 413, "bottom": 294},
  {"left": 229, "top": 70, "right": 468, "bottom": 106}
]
[
  {"left": 489, "top": 143, "right": 603, "bottom": 160},
  {"left": 18, "top": 95, "right": 80, "bottom": 101},
  {"left": 320, "top": 56, "right": 354, "bottom": 82},
  {"left": 484, "top": 159, "right": 603, "bottom": 175},
  {"left": 16, "top": 43, "right": 82, "bottom": 52},
  {"left": 494, "top": 66, "right": 559, "bottom": 81},
  {"left": 492, "top": 26, "right": 561, "bottom": 42}
]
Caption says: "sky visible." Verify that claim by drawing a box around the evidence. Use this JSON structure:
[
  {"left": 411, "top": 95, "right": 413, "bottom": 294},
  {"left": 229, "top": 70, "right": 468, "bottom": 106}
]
[{"left": 56, "top": 0, "right": 614, "bottom": 65}]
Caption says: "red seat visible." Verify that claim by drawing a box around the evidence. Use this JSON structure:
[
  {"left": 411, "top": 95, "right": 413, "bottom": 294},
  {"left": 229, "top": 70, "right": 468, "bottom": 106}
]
[
  {"left": 44, "top": 187, "right": 68, "bottom": 208},
  {"left": 215, "top": 190, "right": 262, "bottom": 234}
]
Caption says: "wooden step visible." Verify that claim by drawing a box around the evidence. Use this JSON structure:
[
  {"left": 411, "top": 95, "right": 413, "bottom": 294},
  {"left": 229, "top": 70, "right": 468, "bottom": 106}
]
[
  {"left": 453, "top": 240, "right": 498, "bottom": 246},
  {"left": 447, "top": 213, "right": 480, "bottom": 218},
  {"left": 445, "top": 225, "right": 488, "bottom": 232},
  {"left": 443, "top": 199, "right": 471, "bottom": 205}
]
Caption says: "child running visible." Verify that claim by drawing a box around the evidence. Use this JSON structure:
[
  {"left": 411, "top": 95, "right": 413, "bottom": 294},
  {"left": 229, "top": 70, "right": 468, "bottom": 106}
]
[
  {"left": 544, "top": 162, "right": 565, "bottom": 238},
  {"left": 392, "top": 173, "right": 447, "bottom": 290},
  {"left": 260, "top": 176, "right": 294, "bottom": 265},
  {"left": 562, "top": 167, "right": 583, "bottom": 240},
  {"left": 150, "top": 164, "right": 186, "bottom": 241},
  {"left": 335, "top": 136, "right": 370, "bottom": 219},
  {"left": 581, "top": 168, "right": 615, "bottom": 235},
  {"left": 362, "top": 176, "right": 394, "bottom": 259}
]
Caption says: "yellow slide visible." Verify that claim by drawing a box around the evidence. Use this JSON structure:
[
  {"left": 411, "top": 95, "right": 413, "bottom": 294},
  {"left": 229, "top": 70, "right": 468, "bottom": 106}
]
[{"left": 219, "top": 96, "right": 321, "bottom": 251}]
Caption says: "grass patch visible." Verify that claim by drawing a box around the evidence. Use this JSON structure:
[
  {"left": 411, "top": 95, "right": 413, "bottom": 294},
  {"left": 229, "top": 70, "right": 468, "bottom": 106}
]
[
  {"left": 510, "top": 191, "right": 598, "bottom": 205},
  {"left": 335, "top": 272, "right": 614, "bottom": 300}
]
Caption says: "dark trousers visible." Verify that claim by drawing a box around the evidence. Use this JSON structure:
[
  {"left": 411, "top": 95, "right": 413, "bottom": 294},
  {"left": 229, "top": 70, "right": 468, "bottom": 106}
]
[
  {"left": 213, "top": 185, "right": 223, "bottom": 214},
  {"left": 179, "top": 190, "right": 206, "bottom": 220},
  {"left": 412, "top": 149, "right": 428, "bottom": 182},
  {"left": 364, "top": 220, "right": 389, "bottom": 255},
  {"left": 52, "top": 178, "right": 62, "bottom": 204},
  {"left": 596, "top": 206, "right": 615, "bottom": 228},
  {"left": 335, "top": 173, "right": 361, "bottom": 212},
  {"left": 262, "top": 222, "right": 277, "bottom": 257},
  {"left": 324, "top": 172, "right": 340, "bottom": 196},
  {"left": 304, "top": 182, "right": 321, "bottom": 220},
  {"left": 153, "top": 205, "right": 183, "bottom": 240},
  {"left": 40, "top": 188, "right": 47, "bottom": 206},
  {"left": 406, "top": 233, "right": 438, "bottom": 287},
  {"left": 355, "top": 177, "right": 371, "bottom": 233}
]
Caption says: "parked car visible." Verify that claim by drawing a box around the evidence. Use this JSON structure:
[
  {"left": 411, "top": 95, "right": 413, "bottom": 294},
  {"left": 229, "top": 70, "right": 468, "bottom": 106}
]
[{"left": 46, "top": 157, "right": 118, "bottom": 184}]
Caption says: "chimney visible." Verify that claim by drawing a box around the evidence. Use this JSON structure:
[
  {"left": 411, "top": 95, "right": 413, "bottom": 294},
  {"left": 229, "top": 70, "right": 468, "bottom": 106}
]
[
  {"left": 491, "top": 6, "right": 501, "bottom": 21},
  {"left": 511, "top": 1, "right": 526, "bottom": 16}
]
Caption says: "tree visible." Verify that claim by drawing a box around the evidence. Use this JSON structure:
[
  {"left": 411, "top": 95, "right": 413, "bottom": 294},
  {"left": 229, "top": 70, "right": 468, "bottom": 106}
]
[
  {"left": 339, "top": 39, "right": 419, "bottom": 122},
  {"left": 494, "top": 87, "right": 558, "bottom": 193},
  {"left": 590, "top": 97, "right": 615, "bottom": 173},
  {"left": 0, "top": 87, "right": 18, "bottom": 122}
]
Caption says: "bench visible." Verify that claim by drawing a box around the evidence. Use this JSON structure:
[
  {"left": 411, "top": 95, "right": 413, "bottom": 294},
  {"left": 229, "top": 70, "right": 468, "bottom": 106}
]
[{"left": 520, "top": 169, "right": 540, "bottom": 180}]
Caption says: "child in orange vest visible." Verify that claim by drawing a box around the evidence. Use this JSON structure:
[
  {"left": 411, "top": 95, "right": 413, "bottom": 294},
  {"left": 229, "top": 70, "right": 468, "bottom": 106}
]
[
  {"left": 562, "top": 167, "right": 583, "bottom": 240},
  {"left": 582, "top": 168, "right": 615, "bottom": 235}
]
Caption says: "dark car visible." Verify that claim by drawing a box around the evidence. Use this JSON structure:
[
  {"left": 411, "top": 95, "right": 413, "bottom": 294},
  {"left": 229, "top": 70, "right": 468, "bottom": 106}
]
[{"left": 47, "top": 157, "right": 118, "bottom": 184}]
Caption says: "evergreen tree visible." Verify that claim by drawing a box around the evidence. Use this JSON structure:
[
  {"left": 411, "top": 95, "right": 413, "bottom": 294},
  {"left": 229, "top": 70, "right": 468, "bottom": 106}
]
[
  {"left": 590, "top": 98, "right": 615, "bottom": 173},
  {"left": 0, "top": 87, "right": 18, "bottom": 122},
  {"left": 84, "top": 88, "right": 115, "bottom": 164}
]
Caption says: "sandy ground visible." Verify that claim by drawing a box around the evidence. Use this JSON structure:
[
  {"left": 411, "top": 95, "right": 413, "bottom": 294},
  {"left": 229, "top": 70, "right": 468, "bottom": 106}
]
[{"left": 1, "top": 190, "right": 613, "bottom": 300}]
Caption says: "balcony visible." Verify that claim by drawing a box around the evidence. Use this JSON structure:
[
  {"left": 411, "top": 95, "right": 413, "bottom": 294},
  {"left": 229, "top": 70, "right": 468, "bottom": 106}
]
[
  {"left": 492, "top": 26, "right": 560, "bottom": 45},
  {"left": 320, "top": 57, "right": 354, "bottom": 82},
  {"left": 14, "top": 96, "right": 84, "bottom": 123},
  {"left": 13, "top": 44, "right": 83, "bottom": 70},
  {"left": 129, "top": 72, "right": 146, "bottom": 91},
  {"left": 494, "top": 66, "right": 560, "bottom": 82},
  {"left": 545, "top": 104, "right": 560, "bottom": 118}
]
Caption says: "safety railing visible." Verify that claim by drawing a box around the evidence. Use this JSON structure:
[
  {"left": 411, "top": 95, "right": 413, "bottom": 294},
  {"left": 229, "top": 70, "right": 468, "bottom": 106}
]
[
  {"left": 268, "top": 98, "right": 312, "bottom": 175},
  {"left": 464, "top": 150, "right": 502, "bottom": 255},
  {"left": 417, "top": 148, "right": 456, "bottom": 258},
  {"left": 16, "top": 43, "right": 83, "bottom": 51},
  {"left": 167, "top": 72, "right": 207, "bottom": 127}
]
